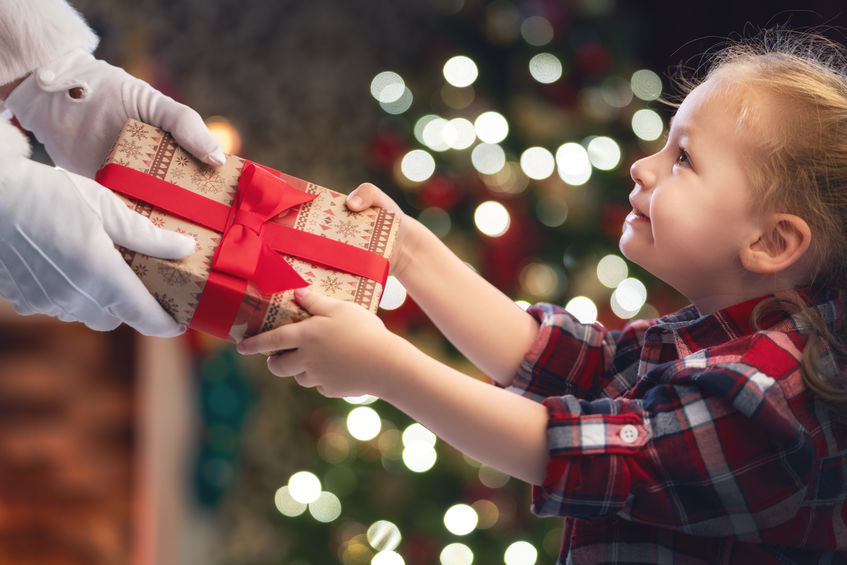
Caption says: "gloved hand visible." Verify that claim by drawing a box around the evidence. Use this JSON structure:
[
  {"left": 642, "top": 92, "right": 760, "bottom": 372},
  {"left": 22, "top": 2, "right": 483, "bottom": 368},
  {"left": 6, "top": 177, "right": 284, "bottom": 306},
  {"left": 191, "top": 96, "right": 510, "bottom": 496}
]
[
  {"left": 0, "top": 155, "right": 196, "bottom": 336},
  {"left": 4, "top": 49, "right": 225, "bottom": 178}
]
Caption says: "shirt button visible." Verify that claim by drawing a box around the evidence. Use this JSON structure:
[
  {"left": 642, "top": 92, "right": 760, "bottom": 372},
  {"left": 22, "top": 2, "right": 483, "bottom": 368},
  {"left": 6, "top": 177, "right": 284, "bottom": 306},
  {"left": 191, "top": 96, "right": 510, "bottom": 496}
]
[
  {"left": 38, "top": 69, "right": 56, "bottom": 83},
  {"left": 619, "top": 424, "right": 639, "bottom": 444}
]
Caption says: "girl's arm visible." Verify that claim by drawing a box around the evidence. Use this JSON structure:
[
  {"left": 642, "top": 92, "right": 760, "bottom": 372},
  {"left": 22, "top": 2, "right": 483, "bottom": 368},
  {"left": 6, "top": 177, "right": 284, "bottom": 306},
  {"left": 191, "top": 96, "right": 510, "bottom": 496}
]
[
  {"left": 238, "top": 288, "right": 550, "bottom": 485},
  {"left": 348, "top": 184, "right": 540, "bottom": 386}
]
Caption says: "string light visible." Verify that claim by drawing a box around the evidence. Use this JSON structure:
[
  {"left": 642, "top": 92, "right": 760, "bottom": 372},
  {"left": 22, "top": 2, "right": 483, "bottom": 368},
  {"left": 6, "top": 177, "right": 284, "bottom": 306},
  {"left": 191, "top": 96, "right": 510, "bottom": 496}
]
[
  {"left": 347, "top": 406, "right": 382, "bottom": 441},
  {"left": 473, "top": 200, "right": 510, "bottom": 237},
  {"left": 474, "top": 111, "right": 509, "bottom": 143},
  {"left": 520, "top": 16, "right": 554, "bottom": 46},
  {"left": 288, "top": 471, "right": 322, "bottom": 504},
  {"left": 528, "top": 53, "right": 563, "bottom": 84},
  {"left": 565, "top": 296, "right": 598, "bottom": 324},
  {"left": 504, "top": 541, "right": 538, "bottom": 565},
  {"left": 443, "top": 504, "right": 478, "bottom": 536},
  {"left": 556, "top": 142, "right": 592, "bottom": 186},
  {"left": 440, "top": 543, "right": 474, "bottom": 565},
  {"left": 379, "top": 276, "right": 408, "bottom": 311},
  {"left": 443, "top": 55, "right": 479, "bottom": 87},
  {"left": 631, "top": 108, "right": 664, "bottom": 141},
  {"left": 401, "top": 149, "right": 436, "bottom": 182},
  {"left": 471, "top": 143, "right": 506, "bottom": 175},
  {"left": 631, "top": 69, "right": 663, "bottom": 101},
  {"left": 520, "top": 146, "right": 555, "bottom": 180}
]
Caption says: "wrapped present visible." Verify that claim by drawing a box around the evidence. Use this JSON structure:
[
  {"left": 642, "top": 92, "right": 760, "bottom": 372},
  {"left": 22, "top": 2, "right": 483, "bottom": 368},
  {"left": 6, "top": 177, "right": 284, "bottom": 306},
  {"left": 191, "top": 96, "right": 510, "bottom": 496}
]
[{"left": 95, "top": 119, "right": 398, "bottom": 342}]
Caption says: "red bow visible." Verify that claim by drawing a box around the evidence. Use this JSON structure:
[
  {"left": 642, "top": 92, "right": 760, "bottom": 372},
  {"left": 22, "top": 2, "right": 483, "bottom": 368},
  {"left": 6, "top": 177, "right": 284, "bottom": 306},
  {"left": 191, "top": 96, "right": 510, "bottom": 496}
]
[{"left": 213, "top": 163, "right": 316, "bottom": 293}]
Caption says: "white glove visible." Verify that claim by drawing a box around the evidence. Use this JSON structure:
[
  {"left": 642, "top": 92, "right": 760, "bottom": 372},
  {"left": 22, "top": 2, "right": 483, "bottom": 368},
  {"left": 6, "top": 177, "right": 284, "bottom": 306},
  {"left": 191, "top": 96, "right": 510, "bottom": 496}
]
[
  {"left": 0, "top": 156, "right": 196, "bottom": 336},
  {"left": 4, "top": 49, "right": 225, "bottom": 178}
]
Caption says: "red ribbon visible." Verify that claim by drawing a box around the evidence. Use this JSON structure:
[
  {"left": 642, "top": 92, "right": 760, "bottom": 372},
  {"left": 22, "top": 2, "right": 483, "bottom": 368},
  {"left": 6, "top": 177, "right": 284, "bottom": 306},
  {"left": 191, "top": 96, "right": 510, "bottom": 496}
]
[{"left": 96, "top": 161, "right": 390, "bottom": 339}]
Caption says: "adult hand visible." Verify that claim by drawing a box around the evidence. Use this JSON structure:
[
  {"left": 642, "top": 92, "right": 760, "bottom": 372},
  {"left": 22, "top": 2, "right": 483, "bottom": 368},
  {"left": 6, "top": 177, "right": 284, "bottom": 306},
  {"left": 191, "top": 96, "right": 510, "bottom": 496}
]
[
  {"left": 237, "top": 287, "right": 406, "bottom": 399},
  {"left": 0, "top": 156, "right": 196, "bottom": 336},
  {"left": 4, "top": 49, "right": 225, "bottom": 178}
]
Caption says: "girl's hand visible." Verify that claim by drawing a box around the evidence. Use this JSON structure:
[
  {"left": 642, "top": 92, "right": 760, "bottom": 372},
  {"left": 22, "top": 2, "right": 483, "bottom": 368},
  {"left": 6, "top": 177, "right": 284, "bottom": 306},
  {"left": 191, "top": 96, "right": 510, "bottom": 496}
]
[
  {"left": 236, "top": 287, "right": 404, "bottom": 399},
  {"left": 345, "top": 183, "right": 415, "bottom": 278}
]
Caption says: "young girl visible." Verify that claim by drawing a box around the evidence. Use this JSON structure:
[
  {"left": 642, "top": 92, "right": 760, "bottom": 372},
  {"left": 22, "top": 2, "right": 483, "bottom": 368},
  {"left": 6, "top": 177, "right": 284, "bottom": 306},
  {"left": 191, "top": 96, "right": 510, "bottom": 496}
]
[{"left": 238, "top": 29, "right": 847, "bottom": 563}]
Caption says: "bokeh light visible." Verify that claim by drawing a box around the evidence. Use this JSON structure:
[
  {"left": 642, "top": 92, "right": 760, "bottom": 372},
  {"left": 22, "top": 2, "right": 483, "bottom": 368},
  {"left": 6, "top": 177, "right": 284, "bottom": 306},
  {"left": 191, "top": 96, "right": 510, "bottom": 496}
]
[
  {"left": 370, "top": 71, "right": 406, "bottom": 103},
  {"left": 520, "top": 146, "right": 555, "bottom": 180},
  {"left": 288, "top": 471, "right": 322, "bottom": 504},
  {"left": 520, "top": 16, "right": 554, "bottom": 46},
  {"left": 474, "top": 200, "right": 510, "bottom": 237},
  {"left": 418, "top": 207, "right": 452, "bottom": 238},
  {"left": 565, "top": 296, "right": 598, "bottom": 324},
  {"left": 556, "top": 142, "right": 592, "bottom": 186},
  {"left": 347, "top": 406, "right": 382, "bottom": 441},
  {"left": 440, "top": 543, "right": 474, "bottom": 565},
  {"left": 274, "top": 485, "right": 307, "bottom": 517},
  {"left": 631, "top": 108, "right": 664, "bottom": 141},
  {"left": 631, "top": 69, "right": 663, "bottom": 101},
  {"left": 402, "top": 440, "right": 437, "bottom": 472},
  {"left": 474, "top": 111, "right": 509, "bottom": 143},
  {"left": 596, "top": 254, "right": 628, "bottom": 288},
  {"left": 368, "top": 520, "right": 402, "bottom": 552},
  {"left": 586, "top": 136, "right": 621, "bottom": 170},
  {"left": 611, "top": 277, "right": 647, "bottom": 319},
  {"left": 443, "top": 504, "right": 478, "bottom": 536},
  {"left": 309, "top": 491, "right": 342, "bottom": 522},
  {"left": 445, "top": 117, "right": 477, "bottom": 149},
  {"left": 205, "top": 116, "right": 242, "bottom": 154},
  {"left": 372, "top": 550, "right": 405, "bottom": 565},
  {"left": 528, "top": 53, "right": 563, "bottom": 84},
  {"left": 402, "top": 423, "right": 437, "bottom": 447},
  {"left": 471, "top": 143, "right": 506, "bottom": 175},
  {"left": 443, "top": 55, "right": 479, "bottom": 87},
  {"left": 535, "top": 194, "right": 569, "bottom": 228},
  {"left": 379, "top": 276, "right": 408, "bottom": 311},
  {"left": 380, "top": 87, "right": 413, "bottom": 114},
  {"left": 401, "top": 149, "right": 436, "bottom": 182},
  {"left": 504, "top": 540, "right": 538, "bottom": 565}
]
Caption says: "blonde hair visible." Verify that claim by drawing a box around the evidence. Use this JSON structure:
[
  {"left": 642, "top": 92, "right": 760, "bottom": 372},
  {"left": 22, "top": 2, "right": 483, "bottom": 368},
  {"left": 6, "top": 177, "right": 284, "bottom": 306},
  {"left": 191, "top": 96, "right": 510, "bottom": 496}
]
[{"left": 675, "top": 29, "right": 847, "bottom": 405}]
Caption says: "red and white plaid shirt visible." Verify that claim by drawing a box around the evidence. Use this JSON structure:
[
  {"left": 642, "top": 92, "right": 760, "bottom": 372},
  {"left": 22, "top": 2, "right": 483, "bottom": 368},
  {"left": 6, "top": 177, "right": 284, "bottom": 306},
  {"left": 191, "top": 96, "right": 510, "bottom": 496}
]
[{"left": 509, "top": 288, "right": 847, "bottom": 564}]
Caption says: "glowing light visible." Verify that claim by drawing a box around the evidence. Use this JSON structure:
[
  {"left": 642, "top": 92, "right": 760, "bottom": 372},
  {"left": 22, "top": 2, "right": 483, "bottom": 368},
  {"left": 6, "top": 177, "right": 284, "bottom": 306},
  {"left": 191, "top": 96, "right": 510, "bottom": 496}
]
[
  {"left": 418, "top": 207, "right": 452, "bottom": 238},
  {"left": 380, "top": 87, "right": 413, "bottom": 114},
  {"left": 471, "top": 143, "right": 506, "bottom": 175},
  {"left": 565, "top": 296, "right": 598, "bottom": 324},
  {"left": 372, "top": 551, "right": 404, "bottom": 565},
  {"left": 309, "top": 491, "right": 342, "bottom": 522},
  {"left": 347, "top": 406, "right": 382, "bottom": 441},
  {"left": 520, "top": 16, "right": 554, "bottom": 46},
  {"left": 596, "top": 255, "right": 628, "bottom": 288},
  {"left": 515, "top": 300, "right": 531, "bottom": 311},
  {"left": 520, "top": 147, "right": 555, "bottom": 180},
  {"left": 445, "top": 117, "right": 477, "bottom": 149},
  {"left": 379, "top": 275, "right": 408, "bottom": 311},
  {"left": 288, "top": 471, "right": 322, "bottom": 504},
  {"left": 414, "top": 115, "right": 441, "bottom": 146},
  {"left": 535, "top": 195, "right": 569, "bottom": 228},
  {"left": 274, "top": 485, "right": 307, "bottom": 517},
  {"left": 478, "top": 464, "right": 510, "bottom": 488},
  {"left": 611, "top": 277, "right": 647, "bottom": 319},
  {"left": 600, "top": 76, "right": 633, "bottom": 108},
  {"left": 556, "top": 142, "right": 592, "bottom": 186},
  {"left": 632, "top": 109, "right": 664, "bottom": 141},
  {"left": 443, "top": 504, "right": 478, "bottom": 536},
  {"left": 368, "top": 520, "right": 402, "bottom": 552},
  {"left": 205, "top": 116, "right": 241, "bottom": 155},
  {"left": 344, "top": 395, "right": 378, "bottom": 405},
  {"left": 443, "top": 55, "right": 479, "bottom": 87},
  {"left": 586, "top": 136, "right": 621, "bottom": 170},
  {"left": 474, "top": 111, "right": 509, "bottom": 143},
  {"left": 421, "top": 116, "right": 451, "bottom": 152},
  {"left": 440, "top": 543, "right": 474, "bottom": 565},
  {"left": 401, "top": 149, "right": 436, "bottom": 183},
  {"left": 402, "top": 423, "right": 437, "bottom": 447},
  {"left": 631, "top": 69, "right": 663, "bottom": 101},
  {"left": 402, "top": 441, "right": 437, "bottom": 472},
  {"left": 370, "top": 71, "right": 406, "bottom": 103},
  {"left": 441, "top": 84, "right": 475, "bottom": 110},
  {"left": 474, "top": 200, "right": 510, "bottom": 237},
  {"left": 520, "top": 262, "right": 561, "bottom": 299},
  {"left": 471, "top": 499, "right": 500, "bottom": 529},
  {"left": 504, "top": 541, "right": 538, "bottom": 565},
  {"left": 529, "top": 53, "right": 563, "bottom": 84}
]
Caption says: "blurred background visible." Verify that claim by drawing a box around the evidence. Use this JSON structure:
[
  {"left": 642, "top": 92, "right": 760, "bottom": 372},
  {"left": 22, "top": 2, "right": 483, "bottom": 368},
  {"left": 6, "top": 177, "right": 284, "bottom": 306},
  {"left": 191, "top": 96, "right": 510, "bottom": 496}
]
[{"left": 2, "top": 1, "right": 846, "bottom": 564}]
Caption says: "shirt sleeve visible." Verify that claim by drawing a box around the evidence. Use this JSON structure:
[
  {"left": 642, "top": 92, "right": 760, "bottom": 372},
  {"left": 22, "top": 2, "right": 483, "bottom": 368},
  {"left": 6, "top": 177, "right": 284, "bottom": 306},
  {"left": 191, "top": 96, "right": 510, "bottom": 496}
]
[{"left": 529, "top": 361, "right": 815, "bottom": 540}]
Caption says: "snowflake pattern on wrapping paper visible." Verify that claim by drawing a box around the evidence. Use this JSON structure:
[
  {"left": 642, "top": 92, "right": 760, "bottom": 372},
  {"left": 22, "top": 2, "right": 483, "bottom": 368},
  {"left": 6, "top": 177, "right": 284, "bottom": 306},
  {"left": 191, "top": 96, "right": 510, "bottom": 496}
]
[
  {"left": 190, "top": 165, "right": 226, "bottom": 195},
  {"left": 153, "top": 292, "right": 179, "bottom": 317},
  {"left": 114, "top": 157, "right": 131, "bottom": 167},
  {"left": 126, "top": 121, "right": 148, "bottom": 140},
  {"left": 175, "top": 154, "right": 190, "bottom": 168},
  {"left": 319, "top": 275, "right": 342, "bottom": 294},
  {"left": 116, "top": 139, "right": 143, "bottom": 161},
  {"left": 169, "top": 167, "right": 186, "bottom": 182},
  {"left": 157, "top": 263, "right": 191, "bottom": 287},
  {"left": 150, "top": 216, "right": 166, "bottom": 228},
  {"left": 133, "top": 264, "right": 149, "bottom": 278},
  {"left": 334, "top": 219, "right": 359, "bottom": 243}
]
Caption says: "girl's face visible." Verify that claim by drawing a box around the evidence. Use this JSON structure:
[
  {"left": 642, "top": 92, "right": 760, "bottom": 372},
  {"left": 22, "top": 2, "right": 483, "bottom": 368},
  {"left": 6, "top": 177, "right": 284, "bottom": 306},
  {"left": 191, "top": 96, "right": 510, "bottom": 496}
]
[{"left": 620, "top": 75, "right": 769, "bottom": 312}]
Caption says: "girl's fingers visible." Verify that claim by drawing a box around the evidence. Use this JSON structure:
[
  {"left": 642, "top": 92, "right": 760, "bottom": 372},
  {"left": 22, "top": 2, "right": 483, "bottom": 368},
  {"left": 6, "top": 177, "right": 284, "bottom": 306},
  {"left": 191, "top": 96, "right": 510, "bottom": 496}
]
[
  {"left": 267, "top": 348, "right": 304, "bottom": 377},
  {"left": 237, "top": 323, "right": 299, "bottom": 355}
]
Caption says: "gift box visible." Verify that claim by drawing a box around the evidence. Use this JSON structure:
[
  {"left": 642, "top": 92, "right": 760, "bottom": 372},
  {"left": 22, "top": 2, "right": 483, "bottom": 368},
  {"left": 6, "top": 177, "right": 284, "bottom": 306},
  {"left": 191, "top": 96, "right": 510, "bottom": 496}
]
[{"left": 96, "top": 119, "right": 398, "bottom": 342}]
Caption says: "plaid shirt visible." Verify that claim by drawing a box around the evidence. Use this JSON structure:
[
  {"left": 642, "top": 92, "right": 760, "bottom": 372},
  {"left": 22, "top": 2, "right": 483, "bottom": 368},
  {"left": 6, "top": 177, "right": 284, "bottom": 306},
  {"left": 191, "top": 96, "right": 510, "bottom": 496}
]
[{"left": 509, "top": 289, "right": 847, "bottom": 564}]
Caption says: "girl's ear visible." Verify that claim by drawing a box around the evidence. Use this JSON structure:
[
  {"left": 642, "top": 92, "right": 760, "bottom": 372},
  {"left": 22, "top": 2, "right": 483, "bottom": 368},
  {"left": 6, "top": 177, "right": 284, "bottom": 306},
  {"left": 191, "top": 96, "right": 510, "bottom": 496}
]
[{"left": 740, "top": 213, "right": 811, "bottom": 274}]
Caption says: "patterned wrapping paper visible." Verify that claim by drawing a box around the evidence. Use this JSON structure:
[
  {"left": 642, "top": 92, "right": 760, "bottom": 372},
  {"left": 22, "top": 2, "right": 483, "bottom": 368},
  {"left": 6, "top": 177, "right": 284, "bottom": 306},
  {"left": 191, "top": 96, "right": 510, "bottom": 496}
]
[{"left": 98, "top": 119, "right": 398, "bottom": 342}]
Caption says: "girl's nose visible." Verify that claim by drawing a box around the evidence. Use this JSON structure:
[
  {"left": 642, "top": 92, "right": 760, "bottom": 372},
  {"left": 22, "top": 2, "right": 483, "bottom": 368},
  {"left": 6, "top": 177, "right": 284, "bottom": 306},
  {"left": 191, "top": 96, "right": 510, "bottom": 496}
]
[{"left": 630, "top": 155, "right": 656, "bottom": 190}]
